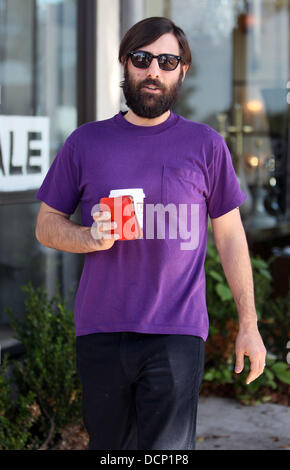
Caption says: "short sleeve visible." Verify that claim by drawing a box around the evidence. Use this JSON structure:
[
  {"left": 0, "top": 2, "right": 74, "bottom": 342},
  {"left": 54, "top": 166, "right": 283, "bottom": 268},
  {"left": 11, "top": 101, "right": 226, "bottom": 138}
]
[
  {"left": 35, "top": 138, "right": 81, "bottom": 215},
  {"left": 207, "top": 135, "right": 247, "bottom": 219}
]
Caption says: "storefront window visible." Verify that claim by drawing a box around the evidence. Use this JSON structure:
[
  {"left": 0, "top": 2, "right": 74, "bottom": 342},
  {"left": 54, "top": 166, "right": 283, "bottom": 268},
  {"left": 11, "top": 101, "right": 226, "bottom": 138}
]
[
  {"left": 0, "top": 0, "right": 78, "bottom": 334},
  {"left": 144, "top": 0, "right": 290, "bottom": 230}
]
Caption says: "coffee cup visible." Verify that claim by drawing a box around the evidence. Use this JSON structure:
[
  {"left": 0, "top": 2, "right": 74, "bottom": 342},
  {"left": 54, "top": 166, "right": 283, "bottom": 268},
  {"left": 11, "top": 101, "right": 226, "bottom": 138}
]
[{"left": 108, "top": 188, "right": 145, "bottom": 238}]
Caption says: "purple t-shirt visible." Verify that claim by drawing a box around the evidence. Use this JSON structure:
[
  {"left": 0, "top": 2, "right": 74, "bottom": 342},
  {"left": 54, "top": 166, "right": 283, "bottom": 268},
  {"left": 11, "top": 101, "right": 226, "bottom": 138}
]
[{"left": 36, "top": 110, "right": 247, "bottom": 341}]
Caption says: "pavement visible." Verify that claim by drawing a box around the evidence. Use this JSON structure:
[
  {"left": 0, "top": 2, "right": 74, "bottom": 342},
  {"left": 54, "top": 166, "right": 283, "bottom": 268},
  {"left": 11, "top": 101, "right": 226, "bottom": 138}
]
[{"left": 195, "top": 396, "right": 290, "bottom": 450}]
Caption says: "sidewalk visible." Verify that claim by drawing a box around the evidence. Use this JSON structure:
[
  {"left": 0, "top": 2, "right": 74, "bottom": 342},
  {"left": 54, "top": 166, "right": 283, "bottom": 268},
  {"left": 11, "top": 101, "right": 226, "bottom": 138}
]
[{"left": 196, "top": 396, "right": 290, "bottom": 450}]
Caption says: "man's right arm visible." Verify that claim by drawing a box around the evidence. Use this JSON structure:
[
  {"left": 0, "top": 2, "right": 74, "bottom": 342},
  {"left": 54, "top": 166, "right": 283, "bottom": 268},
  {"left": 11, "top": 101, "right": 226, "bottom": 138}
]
[{"left": 35, "top": 202, "right": 118, "bottom": 253}]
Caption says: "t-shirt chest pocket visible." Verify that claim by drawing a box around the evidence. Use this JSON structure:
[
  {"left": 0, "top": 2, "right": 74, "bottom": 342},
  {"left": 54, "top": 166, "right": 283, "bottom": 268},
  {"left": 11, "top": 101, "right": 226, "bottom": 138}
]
[{"left": 161, "top": 165, "right": 206, "bottom": 205}]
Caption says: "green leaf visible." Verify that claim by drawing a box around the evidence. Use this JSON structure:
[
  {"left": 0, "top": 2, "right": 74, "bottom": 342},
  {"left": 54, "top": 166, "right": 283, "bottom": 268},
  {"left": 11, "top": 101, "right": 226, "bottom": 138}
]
[
  {"left": 209, "top": 325, "right": 219, "bottom": 335},
  {"left": 215, "top": 283, "right": 233, "bottom": 301},
  {"left": 203, "top": 370, "right": 215, "bottom": 381},
  {"left": 259, "top": 268, "right": 272, "bottom": 280},
  {"left": 264, "top": 368, "right": 275, "bottom": 381},
  {"left": 208, "top": 270, "right": 224, "bottom": 282},
  {"left": 261, "top": 396, "right": 272, "bottom": 403},
  {"left": 251, "top": 258, "right": 268, "bottom": 269},
  {"left": 271, "top": 362, "right": 290, "bottom": 385}
]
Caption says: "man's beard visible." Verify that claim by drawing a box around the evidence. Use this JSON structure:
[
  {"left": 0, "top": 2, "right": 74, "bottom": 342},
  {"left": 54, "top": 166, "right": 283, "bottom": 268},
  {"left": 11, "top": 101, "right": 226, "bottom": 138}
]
[{"left": 120, "top": 62, "right": 183, "bottom": 119}]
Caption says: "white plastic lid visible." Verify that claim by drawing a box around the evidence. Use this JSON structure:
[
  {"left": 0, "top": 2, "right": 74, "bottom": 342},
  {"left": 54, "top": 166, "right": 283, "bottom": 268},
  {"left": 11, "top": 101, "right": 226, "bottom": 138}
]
[{"left": 109, "top": 188, "right": 145, "bottom": 200}]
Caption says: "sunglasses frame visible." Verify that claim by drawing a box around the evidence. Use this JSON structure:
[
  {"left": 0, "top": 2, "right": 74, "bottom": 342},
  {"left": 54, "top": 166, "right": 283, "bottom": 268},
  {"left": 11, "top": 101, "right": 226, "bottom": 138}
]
[{"left": 128, "top": 50, "right": 183, "bottom": 71}]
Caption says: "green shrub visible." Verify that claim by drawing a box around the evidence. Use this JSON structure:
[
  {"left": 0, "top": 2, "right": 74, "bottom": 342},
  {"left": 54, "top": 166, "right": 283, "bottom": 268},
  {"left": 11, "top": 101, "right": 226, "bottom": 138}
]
[
  {"left": 261, "top": 289, "right": 290, "bottom": 360},
  {"left": 204, "top": 239, "right": 290, "bottom": 404},
  {"left": 0, "top": 281, "right": 82, "bottom": 449},
  {"left": 0, "top": 355, "right": 37, "bottom": 449}
]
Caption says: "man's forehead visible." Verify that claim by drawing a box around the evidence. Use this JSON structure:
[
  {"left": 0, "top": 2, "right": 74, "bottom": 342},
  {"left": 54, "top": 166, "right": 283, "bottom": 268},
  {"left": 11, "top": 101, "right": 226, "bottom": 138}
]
[{"left": 139, "top": 33, "right": 180, "bottom": 55}]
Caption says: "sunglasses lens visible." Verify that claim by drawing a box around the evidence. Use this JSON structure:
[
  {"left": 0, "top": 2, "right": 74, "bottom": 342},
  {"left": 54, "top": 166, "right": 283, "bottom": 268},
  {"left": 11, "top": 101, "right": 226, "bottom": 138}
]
[
  {"left": 131, "top": 52, "right": 151, "bottom": 69},
  {"left": 159, "top": 55, "right": 179, "bottom": 71}
]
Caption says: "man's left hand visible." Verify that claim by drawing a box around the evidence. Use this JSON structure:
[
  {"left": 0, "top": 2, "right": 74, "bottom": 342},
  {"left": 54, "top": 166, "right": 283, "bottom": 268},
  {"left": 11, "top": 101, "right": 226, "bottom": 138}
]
[{"left": 234, "top": 326, "right": 267, "bottom": 384}]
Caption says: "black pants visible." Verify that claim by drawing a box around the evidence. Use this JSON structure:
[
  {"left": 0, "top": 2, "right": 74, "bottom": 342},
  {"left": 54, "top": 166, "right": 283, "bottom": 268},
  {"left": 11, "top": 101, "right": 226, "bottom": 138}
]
[{"left": 76, "top": 332, "right": 205, "bottom": 450}]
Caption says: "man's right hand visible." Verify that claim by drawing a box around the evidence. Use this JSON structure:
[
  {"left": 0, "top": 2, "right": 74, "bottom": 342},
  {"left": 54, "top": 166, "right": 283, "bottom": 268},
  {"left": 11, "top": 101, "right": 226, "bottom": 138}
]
[{"left": 90, "top": 211, "right": 120, "bottom": 251}]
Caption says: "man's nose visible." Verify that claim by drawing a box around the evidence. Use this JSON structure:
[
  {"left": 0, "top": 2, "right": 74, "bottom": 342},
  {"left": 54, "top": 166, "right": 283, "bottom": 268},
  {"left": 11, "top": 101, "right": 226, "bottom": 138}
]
[{"left": 145, "top": 57, "right": 160, "bottom": 77}]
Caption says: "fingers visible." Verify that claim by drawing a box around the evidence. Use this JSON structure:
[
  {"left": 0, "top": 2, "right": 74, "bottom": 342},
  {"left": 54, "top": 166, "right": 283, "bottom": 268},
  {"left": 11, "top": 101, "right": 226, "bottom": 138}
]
[
  {"left": 245, "top": 358, "right": 260, "bottom": 384},
  {"left": 235, "top": 350, "right": 244, "bottom": 373},
  {"left": 92, "top": 210, "right": 111, "bottom": 221},
  {"left": 235, "top": 349, "right": 267, "bottom": 384},
  {"left": 91, "top": 211, "right": 119, "bottom": 240},
  {"left": 246, "top": 357, "right": 266, "bottom": 385},
  {"left": 235, "top": 355, "right": 266, "bottom": 384}
]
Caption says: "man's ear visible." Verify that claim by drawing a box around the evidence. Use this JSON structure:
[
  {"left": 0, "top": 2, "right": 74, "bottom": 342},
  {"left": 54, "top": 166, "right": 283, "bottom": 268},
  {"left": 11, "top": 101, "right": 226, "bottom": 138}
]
[{"left": 182, "top": 64, "right": 189, "bottom": 81}]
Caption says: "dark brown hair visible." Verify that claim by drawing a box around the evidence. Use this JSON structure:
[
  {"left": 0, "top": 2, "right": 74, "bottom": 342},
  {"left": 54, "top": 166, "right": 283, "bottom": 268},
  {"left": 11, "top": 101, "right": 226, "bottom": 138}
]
[{"left": 118, "top": 17, "right": 192, "bottom": 69}]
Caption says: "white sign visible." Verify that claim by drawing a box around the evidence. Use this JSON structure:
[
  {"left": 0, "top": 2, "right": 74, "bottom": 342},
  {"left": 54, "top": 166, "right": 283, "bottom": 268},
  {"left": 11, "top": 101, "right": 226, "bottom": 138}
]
[{"left": 0, "top": 115, "right": 50, "bottom": 191}]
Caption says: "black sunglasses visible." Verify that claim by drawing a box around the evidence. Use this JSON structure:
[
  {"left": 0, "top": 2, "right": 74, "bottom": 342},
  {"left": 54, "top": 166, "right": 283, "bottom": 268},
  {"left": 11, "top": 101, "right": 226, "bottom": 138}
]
[{"left": 128, "top": 50, "right": 183, "bottom": 71}]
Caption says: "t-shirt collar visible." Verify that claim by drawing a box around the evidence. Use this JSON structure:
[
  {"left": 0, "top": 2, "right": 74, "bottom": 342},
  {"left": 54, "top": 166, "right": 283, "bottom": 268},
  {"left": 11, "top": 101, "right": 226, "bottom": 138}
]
[{"left": 113, "top": 109, "right": 179, "bottom": 135}]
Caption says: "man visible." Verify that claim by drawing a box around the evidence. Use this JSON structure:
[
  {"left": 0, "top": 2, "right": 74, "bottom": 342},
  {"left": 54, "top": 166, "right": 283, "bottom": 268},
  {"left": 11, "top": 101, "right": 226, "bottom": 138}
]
[{"left": 35, "top": 17, "right": 266, "bottom": 450}]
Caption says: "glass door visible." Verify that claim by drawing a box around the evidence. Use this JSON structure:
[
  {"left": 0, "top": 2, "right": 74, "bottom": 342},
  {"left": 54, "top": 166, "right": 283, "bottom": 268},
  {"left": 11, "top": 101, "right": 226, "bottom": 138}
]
[
  {"left": 0, "top": 0, "right": 78, "bottom": 336},
  {"left": 232, "top": 0, "right": 289, "bottom": 229}
]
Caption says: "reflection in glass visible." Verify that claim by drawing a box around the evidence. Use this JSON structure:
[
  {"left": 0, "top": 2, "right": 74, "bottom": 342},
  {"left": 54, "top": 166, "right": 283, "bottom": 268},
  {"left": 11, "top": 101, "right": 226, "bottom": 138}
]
[
  {"left": 0, "top": 0, "right": 78, "bottom": 328},
  {"left": 163, "top": 0, "right": 289, "bottom": 225}
]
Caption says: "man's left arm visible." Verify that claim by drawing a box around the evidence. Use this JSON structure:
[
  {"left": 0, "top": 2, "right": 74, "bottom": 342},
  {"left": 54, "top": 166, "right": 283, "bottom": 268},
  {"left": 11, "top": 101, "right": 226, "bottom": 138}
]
[{"left": 210, "top": 207, "right": 267, "bottom": 384}]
